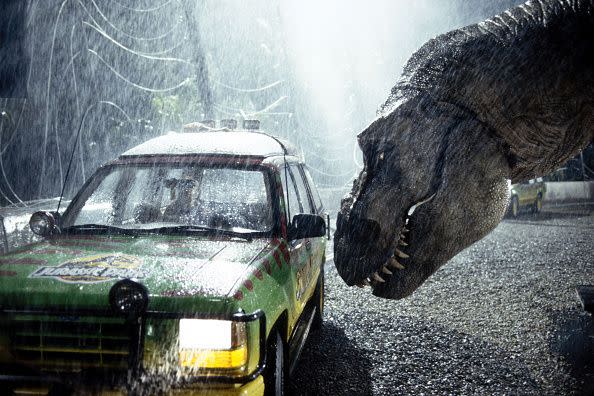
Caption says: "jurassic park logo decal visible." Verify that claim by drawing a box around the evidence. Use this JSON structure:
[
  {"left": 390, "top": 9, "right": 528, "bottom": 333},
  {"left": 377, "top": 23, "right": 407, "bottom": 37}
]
[{"left": 29, "top": 254, "right": 144, "bottom": 284}]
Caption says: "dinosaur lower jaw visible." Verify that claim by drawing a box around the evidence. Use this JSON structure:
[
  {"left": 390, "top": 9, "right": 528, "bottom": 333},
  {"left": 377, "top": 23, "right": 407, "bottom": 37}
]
[
  {"left": 352, "top": 193, "right": 435, "bottom": 291},
  {"left": 353, "top": 217, "right": 411, "bottom": 289}
]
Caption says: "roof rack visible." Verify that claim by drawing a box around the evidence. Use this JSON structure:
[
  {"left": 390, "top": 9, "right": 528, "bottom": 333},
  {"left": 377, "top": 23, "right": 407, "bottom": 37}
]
[{"left": 121, "top": 129, "right": 301, "bottom": 159}]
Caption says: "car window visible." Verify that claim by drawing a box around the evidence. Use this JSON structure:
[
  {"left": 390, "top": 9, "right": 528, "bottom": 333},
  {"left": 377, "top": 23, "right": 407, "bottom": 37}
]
[
  {"left": 121, "top": 168, "right": 153, "bottom": 223},
  {"left": 302, "top": 167, "right": 324, "bottom": 213},
  {"left": 66, "top": 164, "right": 273, "bottom": 232},
  {"left": 279, "top": 163, "right": 303, "bottom": 222},
  {"left": 200, "top": 169, "right": 268, "bottom": 204},
  {"left": 291, "top": 164, "right": 314, "bottom": 214},
  {"left": 74, "top": 169, "right": 123, "bottom": 225}
]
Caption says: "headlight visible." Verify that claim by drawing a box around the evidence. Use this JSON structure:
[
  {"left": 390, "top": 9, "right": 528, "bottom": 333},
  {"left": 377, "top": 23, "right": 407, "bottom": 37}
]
[
  {"left": 29, "top": 211, "right": 57, "bottom": 236},
  {"left": 178, "top": 319, "right": 247, "bottom": 370}
]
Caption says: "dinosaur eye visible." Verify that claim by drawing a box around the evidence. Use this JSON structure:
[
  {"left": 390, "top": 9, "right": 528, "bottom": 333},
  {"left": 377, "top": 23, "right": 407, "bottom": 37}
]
[{"left": 379, "top": 152, "right": 384, "bottom": 161}]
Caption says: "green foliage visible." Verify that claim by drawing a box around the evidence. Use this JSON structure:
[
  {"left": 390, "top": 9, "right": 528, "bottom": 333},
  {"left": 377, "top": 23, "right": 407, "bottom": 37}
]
[{"left": 151, "top": 79, "right": 207, "bottom": 131}]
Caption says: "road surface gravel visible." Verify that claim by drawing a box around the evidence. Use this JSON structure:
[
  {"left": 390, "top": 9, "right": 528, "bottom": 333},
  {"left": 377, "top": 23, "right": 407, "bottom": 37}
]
[{"left": 290, "top": 209, "right": 594, "bottom": 395}]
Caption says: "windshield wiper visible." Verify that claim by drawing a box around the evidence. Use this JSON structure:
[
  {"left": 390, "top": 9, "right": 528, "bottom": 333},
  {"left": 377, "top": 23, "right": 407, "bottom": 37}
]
[
  {"left": 62, "top": 224, "right": 132, "bottom": 235},
  {"left": 151, "top": 225, "right": 259, "bottom": 241}
]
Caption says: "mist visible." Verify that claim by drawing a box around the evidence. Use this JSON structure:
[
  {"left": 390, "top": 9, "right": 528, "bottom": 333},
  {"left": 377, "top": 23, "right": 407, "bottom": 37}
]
[{"left": 0, "top": 0, "right": 523, "bottom": 208}]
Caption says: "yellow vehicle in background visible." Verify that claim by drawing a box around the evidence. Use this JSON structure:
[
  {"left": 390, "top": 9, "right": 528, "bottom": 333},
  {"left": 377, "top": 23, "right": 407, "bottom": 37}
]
[{"left": 508, "top": 178, "right": 547, "bottom": 217}]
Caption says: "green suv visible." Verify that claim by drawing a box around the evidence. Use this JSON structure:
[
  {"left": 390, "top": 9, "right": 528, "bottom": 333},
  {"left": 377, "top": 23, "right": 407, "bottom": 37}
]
[
  {"left": 508, "top": 178, "right": 547, "bottom": 217},
  {"left": 0, "top": 124, "right": 327, "bottom": 395}
]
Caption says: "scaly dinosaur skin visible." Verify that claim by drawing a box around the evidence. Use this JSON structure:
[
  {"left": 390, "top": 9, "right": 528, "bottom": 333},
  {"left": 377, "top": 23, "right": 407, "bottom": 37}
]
[{"left": 334, "top": 0, "right": 594, "bottom": 299}]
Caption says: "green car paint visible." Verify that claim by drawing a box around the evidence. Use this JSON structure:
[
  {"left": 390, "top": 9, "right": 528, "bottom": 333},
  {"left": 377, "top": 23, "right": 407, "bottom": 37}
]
[{"left": 0, "top": 131, "right": 327, "bottom": 394}]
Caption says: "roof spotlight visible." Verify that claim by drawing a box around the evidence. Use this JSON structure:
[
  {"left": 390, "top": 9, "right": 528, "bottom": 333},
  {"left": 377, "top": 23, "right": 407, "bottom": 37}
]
[
  {"left": 242, "top": 119, "right": 260, "bottom": 130},
  {"left": 109, "top": 279, "right": 149, "bottom": 318},
  {"left": 220, "top": 119, "right": 237, "bottom": 129}
]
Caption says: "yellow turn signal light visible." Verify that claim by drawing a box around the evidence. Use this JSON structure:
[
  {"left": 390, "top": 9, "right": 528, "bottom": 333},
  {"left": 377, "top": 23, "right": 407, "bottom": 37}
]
[{"left": 179, "top": 345, "right": 248, "bottom": 369}]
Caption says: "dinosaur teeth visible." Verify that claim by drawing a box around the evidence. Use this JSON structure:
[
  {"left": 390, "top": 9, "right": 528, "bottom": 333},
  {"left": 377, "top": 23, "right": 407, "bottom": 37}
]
[
  {"left": 395, "top": 249, "right": 409, "bottom": 259},
  {"left": 399, "top": 240, "right": 408, "bottom": 246},
  {"left": 372, "top": 272, "right": 386, "bottom": 283},
  {"left": 389, "top": 257, "right": 405, "bottom": 270},
  {"left": 381, "top": 266, "right": 393, "bottom": 275}
]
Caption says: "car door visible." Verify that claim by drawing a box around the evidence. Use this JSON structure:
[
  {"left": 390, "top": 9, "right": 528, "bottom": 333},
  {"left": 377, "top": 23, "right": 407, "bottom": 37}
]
[
  {"left": 289, "top": 163, "right": 323, "bottom": 305},
  {"left": 279, "top": 162, "right": 311, "bottom": 309},
  {"left": 301, "top": 165, "right": 327, "bottom": 260}
]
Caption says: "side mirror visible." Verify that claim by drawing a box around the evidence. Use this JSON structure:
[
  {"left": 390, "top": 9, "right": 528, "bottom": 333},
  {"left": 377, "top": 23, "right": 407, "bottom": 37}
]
[
  {"left": 289, "top": 213, "right": 326, "bottom": 240},
  {"left": 29, "top": 211, "right": 60, "bottom": 237}
]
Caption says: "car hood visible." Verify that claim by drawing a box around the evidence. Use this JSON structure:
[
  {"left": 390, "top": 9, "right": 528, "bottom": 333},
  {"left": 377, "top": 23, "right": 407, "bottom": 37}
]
[{"left": 0, "top": 234, "right": 273, "bottom": 312}]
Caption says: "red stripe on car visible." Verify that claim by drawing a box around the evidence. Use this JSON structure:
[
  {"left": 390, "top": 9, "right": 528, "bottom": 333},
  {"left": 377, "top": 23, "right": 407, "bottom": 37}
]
[
  {"left": 34, "top": 249, "right": 84, "bottom": 255},
  {"left": 254, "top": 269, "right": 263, "bottom": 280},
  {"left": 279, "top": 212, "right": 288, "bottom": 239},
  {"left": 263, "top": 259, "right": 272, "bottom": 275},
  {"left": 112, "top": 155, "right": 264, "bottom": 166},
  {"left": 0, "top": 258, "right": 47, "bottom": 266},
  {"left": 278, "top": 243, "right": 290, "bottom": 265}
]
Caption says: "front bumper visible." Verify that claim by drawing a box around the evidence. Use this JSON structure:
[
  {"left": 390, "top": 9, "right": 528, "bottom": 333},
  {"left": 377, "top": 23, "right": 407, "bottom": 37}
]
[
  {"left": 7, "top": 375, "right": 264, "bottom": 396},
  {"left": 0, "top": 307, "right": 266, "bottom": 395}
]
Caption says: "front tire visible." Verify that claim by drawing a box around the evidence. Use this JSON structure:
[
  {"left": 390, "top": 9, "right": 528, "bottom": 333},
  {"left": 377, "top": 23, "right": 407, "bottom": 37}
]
[
  {"left": 264, "top": 329, "right": 287, "bottom": 396},
  {"left": 533, "top": 193, "right": 543, "bottom": 213}
]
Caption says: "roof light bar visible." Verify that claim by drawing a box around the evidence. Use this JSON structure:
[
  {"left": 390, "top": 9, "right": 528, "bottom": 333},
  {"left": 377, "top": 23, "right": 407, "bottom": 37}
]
[{"left": 220, "top": 119, "right": 237, "bottom": 130}]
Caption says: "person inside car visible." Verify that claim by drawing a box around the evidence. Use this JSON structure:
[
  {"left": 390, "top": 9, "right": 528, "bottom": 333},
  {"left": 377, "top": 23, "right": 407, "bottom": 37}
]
[{"left": 163, "top": 178, "right": 196, "bottom": 223}]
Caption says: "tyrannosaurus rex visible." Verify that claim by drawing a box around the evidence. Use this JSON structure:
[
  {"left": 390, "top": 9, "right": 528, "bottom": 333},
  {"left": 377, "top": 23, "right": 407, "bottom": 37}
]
[{"left": 333, "top": 0, "right": 594, "bottom": 299}]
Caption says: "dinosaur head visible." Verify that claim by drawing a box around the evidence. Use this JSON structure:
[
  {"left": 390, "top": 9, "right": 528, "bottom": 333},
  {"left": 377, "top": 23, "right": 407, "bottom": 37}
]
[
  {"left": 333, "top": 99, "right": 511, "bottom": 299},
  {"left": 333, "top": 0, "right": 594, "bottom": 300}
]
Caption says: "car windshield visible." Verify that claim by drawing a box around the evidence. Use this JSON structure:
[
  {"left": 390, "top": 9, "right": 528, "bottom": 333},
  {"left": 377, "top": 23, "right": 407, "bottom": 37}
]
[{"left": 62, "top": 163, "right": 273, "bottom": 234}]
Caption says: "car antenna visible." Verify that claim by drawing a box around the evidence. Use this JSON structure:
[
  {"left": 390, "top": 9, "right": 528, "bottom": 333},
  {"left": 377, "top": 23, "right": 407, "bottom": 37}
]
[{"left": 56, "top": 101, "right": 117, "bottom": 213}]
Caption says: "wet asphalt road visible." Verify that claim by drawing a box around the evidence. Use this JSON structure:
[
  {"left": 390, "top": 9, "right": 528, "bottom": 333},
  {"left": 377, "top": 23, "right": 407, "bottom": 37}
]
[{"left": 290, "top": 207, "right": 594, "bottom": 395}]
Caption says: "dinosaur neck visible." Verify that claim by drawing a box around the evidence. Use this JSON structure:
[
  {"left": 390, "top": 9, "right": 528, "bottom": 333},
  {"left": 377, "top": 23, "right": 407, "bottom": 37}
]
[
  {"left": 386, "top": 0, "right": 594, "bottom": 182},
  {"left": 463, "top": 0, "right": 594, "bottom": 181}
]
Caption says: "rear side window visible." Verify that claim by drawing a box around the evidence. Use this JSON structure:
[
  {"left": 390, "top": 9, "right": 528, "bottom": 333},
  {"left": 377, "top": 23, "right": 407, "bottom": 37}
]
[
  {"left": 291, "top": 164, "right": 314, "bottom": 214},
  {"left": 279, "top": 164, "right": 302, "bottom": 222},
  {"left": 302, "top": 167, "right": 324, "bottom": 213}
]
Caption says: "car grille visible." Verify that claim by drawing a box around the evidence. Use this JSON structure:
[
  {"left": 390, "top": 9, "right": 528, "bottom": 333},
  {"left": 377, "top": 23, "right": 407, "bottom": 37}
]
[{"left": 8, "top": 316, "right": 131, "bottom": 371}]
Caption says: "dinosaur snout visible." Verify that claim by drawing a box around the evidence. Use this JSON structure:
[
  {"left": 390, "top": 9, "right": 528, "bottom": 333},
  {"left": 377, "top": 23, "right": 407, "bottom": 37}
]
[
  {"left": 338, "top": 211, "right": 381, "bottom": 246},
  {"left": 350, "top": 218, "right": 381, "bottom": 247}
]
